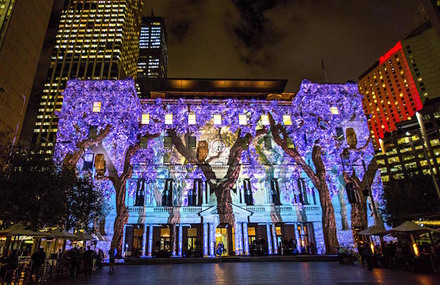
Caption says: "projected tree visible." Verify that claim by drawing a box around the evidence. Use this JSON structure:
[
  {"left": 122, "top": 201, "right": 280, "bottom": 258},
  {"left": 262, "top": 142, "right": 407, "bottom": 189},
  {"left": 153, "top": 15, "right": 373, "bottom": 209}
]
[
  {"left": 267, "top": 81, "right": 380, "bottom": 254},
  {"left": 56, "top": 80, "right": 159, "bottom": 256},
  {"left": 55, "top": 79, "right": 383, "bottom": 256}
]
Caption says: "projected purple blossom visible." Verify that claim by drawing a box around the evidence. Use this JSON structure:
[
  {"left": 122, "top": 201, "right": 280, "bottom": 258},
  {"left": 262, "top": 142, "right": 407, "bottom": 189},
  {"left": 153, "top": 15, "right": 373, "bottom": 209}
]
[{"left": 55, "top": 78, "right": 383, "bottom": 256}]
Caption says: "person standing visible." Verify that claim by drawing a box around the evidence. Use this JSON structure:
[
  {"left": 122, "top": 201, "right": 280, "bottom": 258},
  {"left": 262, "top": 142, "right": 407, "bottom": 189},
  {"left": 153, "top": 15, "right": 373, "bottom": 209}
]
[
  {"left": 97, "top": 249, "right": 104, "bottom": 270},
  {"left": 108, "top": 247, "right": 115, "bottom": 273},
  {"left": 83, "top": 246, "right": 94, "bottom": 276},
  {"left": 31, "top": 247, "right": 46, "bottom": 282},
  {"left": 3, "top": 250, "right": 19, "bottom": 284}
]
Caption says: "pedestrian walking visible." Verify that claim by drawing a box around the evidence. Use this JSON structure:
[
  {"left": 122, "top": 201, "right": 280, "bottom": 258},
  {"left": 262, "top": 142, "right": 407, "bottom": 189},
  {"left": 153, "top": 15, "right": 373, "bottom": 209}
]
[
  {"left": 108, "top": 247, "right": 116, "bottom": 273},
  {"left": 83, "top": 246, "right": 94, "bottom": 276}
]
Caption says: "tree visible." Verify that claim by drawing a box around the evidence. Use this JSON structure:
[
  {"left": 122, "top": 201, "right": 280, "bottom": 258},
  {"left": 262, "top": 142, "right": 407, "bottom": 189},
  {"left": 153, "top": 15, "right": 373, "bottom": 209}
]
[
  {"left": 382, "top": 174, "right": 440, "bottom": 227},
  {"left": 0, "top": 142, "right": 106, "bottom": 231},
  {"left": 63, "top": 170, "right": 109, "bottom": 232}
]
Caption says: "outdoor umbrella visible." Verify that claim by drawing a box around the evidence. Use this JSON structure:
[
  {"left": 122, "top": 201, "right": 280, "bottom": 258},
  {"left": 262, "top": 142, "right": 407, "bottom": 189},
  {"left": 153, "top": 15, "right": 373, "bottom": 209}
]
[
  {"left": 389, "top": 221, "right": 435, "bottom": 233},
  {"left": 358, "top": 225, "right": 387, "bottom": 236},
  {"left": 0, "top": 222, "right": 47, "bottom": 237},
  {"left": 47, "top": 228, "right": 78, "bottom": 239},
  {"left": 0, "top": 223, "right": 47, "bottom": 255},
  {"left": 93, "top": 233, "right": 109, "bottom": 242},
  {"left": 74, "top": 231, "right": 93, "bottom": 241},
  {"left": 388, "top": 221, "right": 435, "bottom": 256}
]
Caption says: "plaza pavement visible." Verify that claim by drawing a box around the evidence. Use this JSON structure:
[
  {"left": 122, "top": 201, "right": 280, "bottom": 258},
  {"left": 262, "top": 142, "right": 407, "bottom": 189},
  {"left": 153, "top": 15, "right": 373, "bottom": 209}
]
[{"left": 46, "top": 262, "right": 439, "bottom": 285}]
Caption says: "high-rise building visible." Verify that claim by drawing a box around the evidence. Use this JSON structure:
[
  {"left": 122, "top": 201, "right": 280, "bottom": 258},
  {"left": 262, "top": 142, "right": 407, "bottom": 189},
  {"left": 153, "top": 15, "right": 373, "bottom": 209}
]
[
  {"left": 32, "top": 0, "right": 143, "bottom": 153},
  {"left": 358, "top": 22, "right": 440, "bottom": 148},
  {"left": 375, "top": 97, "right": 440, "bottom": 183},
  {"left": 0, "top": 0, "right": 55, "bottom": 146},
  {"left": 422, "top": 0, "right": 440, "bottom": 37},
  {"left": 137, "top": 14, "right": 167, "bottom": 79}
]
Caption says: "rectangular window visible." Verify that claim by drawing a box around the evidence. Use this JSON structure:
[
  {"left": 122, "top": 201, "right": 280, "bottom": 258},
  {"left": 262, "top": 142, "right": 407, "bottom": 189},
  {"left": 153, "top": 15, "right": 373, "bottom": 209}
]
[
  {"left": 239, "top": 114, "right": 247, "bottom": 125},
  {"left": 261, "top": 114, "right": 270, "bottom": 125},
  {"left": 243, "top": 179, "right": 253, "bottom": 205},
  {"left": 213, "top": 114, "right": 222, "bottom": 125},
  {"left": 264, "top": 136, "right": 272, "bottom": 149},
  {"left": 188, "top": 228, "right": 197, "bottom": 237},
  {"left": 187, "top": 136, "right": 196, "bottom": 149},
  {"left": 270, "top": 178, "right": 281, "bottom": 205},
  {"left": 88, "top": 126, "right": 97, "bottom": 139},
  {"left": 141, "top": 113, "right": 150, "bottom": 124},
  {"left": 283, "top": 115, "right": 292, "bottom": 126},
  {"left": 162, "top": 179, "right": 173, "bottom": 206},
  {"left": 164, "top": 136, "right": 172, "bottom": 148},
  {"left": 165, "top": 113, "right": 173, "bottom": 125},
  {"left": 336, "top": 127, "right": 344, "bottom": 140},
  {"left": 135, "top": 179, "right": 145, "bottom": 206},
  {"left": 92, "top": 101, "right": 101, "bottom": 112}
]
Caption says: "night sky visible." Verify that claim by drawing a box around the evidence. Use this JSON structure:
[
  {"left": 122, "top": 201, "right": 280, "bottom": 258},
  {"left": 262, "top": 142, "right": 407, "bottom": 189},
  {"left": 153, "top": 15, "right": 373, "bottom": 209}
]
[{"left": 143, "top": 0, "right": 425, "bottom": 92}]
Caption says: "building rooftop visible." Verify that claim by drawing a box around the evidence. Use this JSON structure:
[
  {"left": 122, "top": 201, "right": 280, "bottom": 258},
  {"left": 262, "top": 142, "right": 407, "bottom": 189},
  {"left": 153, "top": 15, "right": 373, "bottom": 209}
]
[{"left": 137, "top": 78, "right": 288, "bottom": 99}]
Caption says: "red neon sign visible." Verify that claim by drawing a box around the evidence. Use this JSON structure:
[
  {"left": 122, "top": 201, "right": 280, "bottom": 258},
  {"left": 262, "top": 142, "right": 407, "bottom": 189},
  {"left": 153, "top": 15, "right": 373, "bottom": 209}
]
[{"left": 379, "top": 41, "right": 402, "bottom": 64}]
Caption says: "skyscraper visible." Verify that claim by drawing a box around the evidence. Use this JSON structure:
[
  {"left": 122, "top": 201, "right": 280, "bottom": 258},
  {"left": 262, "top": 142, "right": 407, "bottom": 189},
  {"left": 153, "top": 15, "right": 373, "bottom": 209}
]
[
  {"left": 358, "top": 22, "right": 440, "bottom": 148},
  {"left": 32, "top": 0, "right": 143, "bottom": 153},
  {"left": 137, "top": 13, "right": 167, "bottom": 79},
  {"left": 0, "top": 0, "right": 55, "bottom": 146}
]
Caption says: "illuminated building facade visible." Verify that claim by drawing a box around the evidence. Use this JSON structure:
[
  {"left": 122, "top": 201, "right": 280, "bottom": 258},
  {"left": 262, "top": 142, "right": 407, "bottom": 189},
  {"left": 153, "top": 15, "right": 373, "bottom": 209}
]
[
  {"left": 137, "top": 14, "right": 167, "bottom": 79},
  {"left": 32, "top": 0, "right": 143, "bottom": 152},
  {"left": 359, "top": 23, "right": 440, "bottom": 148},
  {"left": 55, "top": 78, "right": 381, "bottom": 257},
  {"left": 0, "top": 0, "right": 55, "bottom": 146}
]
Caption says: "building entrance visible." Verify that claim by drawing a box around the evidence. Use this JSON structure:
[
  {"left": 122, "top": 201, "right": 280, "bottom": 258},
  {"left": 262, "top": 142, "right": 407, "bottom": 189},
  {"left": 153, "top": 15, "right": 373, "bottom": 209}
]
[{"left": 215, "top": 227, "right": 229, "bottom": 256}]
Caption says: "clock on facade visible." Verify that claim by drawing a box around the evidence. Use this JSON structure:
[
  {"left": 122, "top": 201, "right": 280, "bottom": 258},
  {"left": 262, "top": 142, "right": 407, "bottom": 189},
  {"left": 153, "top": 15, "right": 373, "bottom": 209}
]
[{"left": 211, "top": 139, "right": 226, "bottom": 153}]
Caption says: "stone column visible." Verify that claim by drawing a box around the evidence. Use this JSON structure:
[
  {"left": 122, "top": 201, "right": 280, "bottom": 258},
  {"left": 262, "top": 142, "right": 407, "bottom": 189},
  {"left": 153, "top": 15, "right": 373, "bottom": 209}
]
[
  {"left": 266, "top": 223, "right": 273, "bottom": 255},
  {"left": 234, "top": 222, "right": 240, "bottom": 255},
  {"left": 205, "top": 183, "right": 211, "bottom": 205},
  {"left": 295, "top": 223, "right": 301, "bottom": 253},
  {"left": 241, "top": 181, "right": 246, "bottom": 205},
  {"left": 242, "top": 222, "right": 249, "bottom": 255},
  {"left": 238, "top": 222, "right": 244, "bottom": 255},
  {"left": 203, "top": 223, "right": 208, "bottom": 257},
  {"left": 271, "top": 223, "right": 278, "bottom": 255},
  {"left": 122, "top": 224, "right": 127, "bottom": 257},
  {"left": 171, "top": 224, "right": 177, "bottom": 256},
  {"left": 178, "top": 223, "right": 183, "bottom": 257},
  {"left": 202, "top": 182, "right": 206, "bottom": 205},
  {"left": 209, "top": 223, "right": 215, "bottom": 256},
  {"left": 141, "top": 223, "right": 147, "bottom": 257},
  {"left": 147, "top": 224, "right": 153, "bottom": 257}
]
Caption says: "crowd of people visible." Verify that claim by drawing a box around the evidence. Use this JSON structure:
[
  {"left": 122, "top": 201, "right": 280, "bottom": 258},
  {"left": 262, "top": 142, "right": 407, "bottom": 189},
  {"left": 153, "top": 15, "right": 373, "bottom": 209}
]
[
  {"left": 0, "top": 244, "right": 112, "bottom": 284},
  {"left": 339, "top": 240, "right": 440, "bottom": 274}
]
